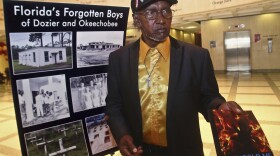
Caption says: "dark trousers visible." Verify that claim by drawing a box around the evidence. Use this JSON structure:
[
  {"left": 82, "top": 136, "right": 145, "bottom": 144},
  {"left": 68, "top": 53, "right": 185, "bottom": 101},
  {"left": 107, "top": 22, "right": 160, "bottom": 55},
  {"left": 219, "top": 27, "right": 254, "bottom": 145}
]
[{"left": 142, "top": 143, "right": 168, "bottom": 156}]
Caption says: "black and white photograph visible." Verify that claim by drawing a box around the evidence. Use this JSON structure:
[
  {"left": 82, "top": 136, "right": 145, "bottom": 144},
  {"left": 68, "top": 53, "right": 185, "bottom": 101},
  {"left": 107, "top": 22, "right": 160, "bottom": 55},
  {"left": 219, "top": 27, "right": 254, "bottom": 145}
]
[
  {"left": 24, "top": 120, "right": 88, "bottom": 156},
  {"left": 76, "top": 31, "right": 124, "bottom": 68},
  {"left": 70, "top": 73, "right": 107, "bottom": 113},
  {"left": 9, "top": 32, "right": 73, "bottom": 75},
  {"left": 16, "top": 74, "right": 70, "bottom": 127},
  {"left": 85, "top": 113, "right": 117, "bottom": 155}
]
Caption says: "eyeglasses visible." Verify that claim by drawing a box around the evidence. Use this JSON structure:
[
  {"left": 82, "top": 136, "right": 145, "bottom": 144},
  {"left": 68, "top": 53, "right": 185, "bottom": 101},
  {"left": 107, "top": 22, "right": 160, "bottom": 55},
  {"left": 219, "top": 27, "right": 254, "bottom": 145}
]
[{"left": 137, "top": 8, "right": 174, "bottom": 20}]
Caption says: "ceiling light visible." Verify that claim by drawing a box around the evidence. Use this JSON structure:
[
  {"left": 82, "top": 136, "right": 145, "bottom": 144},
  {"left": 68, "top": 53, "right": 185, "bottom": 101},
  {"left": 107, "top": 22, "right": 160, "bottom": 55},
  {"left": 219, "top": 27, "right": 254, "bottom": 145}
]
[{"left": 186, "top": 26, "right": 197, "bottom": 29}]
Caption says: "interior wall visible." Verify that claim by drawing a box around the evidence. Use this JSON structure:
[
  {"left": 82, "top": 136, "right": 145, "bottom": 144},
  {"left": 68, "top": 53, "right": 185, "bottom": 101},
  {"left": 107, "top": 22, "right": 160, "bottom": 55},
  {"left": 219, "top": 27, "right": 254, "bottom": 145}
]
[
  {"left": 0, "top": 42, "right": 8, "bottom": 77},
  {"left": 201, "top": 13, "right": 280, "bottom": 71},
  {"left": 0, "top": 56, "right": 8, "bottom": 76},
  {"left": 125, "top": 28, "right": 141, "bottom": 45},
  {"left": 0, "top": 0, "right": 8, "bottom": 77},
  {"left": 125, "top": 28, "right": 196, "bottom": 45},
  {"left": 170, "top": 29, "right": 195, "bottom": 44},
  {"left": 174, "top": 0, "right": 264, "bottom": 14}
]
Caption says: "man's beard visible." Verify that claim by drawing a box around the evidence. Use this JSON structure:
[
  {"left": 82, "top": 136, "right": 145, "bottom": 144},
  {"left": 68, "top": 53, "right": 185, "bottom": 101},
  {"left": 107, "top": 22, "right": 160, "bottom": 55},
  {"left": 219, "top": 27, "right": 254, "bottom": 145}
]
[{"left": 144, "top": 32, "right": 167, "bottom": 42}]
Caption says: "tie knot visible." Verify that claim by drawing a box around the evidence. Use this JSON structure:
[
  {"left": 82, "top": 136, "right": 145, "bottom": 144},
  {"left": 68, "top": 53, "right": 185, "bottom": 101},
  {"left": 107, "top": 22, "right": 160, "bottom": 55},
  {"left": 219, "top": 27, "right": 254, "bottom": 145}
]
[
  {"left": 147, "top": 48, "right": 160, "bottom": 58},
  {"left": 149, "top": 48, "right": 158, "bottom": 54}
]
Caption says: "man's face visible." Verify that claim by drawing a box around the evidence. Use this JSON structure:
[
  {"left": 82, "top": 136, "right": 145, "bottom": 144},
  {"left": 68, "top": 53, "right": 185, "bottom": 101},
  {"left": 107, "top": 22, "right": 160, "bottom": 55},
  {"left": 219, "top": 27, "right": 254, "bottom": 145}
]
[{"left": 134, "top": 1, "right": 172, "bottom": 44}]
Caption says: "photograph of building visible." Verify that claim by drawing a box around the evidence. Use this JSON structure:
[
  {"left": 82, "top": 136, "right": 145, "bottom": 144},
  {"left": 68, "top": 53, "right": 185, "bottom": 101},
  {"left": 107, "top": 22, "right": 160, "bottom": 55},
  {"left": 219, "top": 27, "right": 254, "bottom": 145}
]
[
  {"left": 85, "top": 113, "right": 117, "bottom": 155},
  {"left": 18, "top": 47, "right": 67, "bottom": 67},
  {"left": 81, "top": 42, "right": 121, "bottom": 51},
  {"left": 24, "top": 120, "right": 88, "bottom": 156},
  {"left": 76, "top": 31, "right": 124, "bottom": 68},
  {"left": 9, "top": 32, "right": 73, "bottom": 75},
  {"left": 16, "top": 74, "right": 70, "bottom": 127},
  {"left": 70, "top": 73, "right": 107, "bottom": 113}
]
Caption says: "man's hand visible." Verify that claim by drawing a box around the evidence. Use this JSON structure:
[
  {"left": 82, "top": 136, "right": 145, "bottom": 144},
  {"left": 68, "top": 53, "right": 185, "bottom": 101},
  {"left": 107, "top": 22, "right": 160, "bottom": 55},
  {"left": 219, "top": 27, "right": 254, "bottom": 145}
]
[
  {"left": 218, "top": 101, "right": 244, "bottom": 114},
  {"left": 119, "top": 135, "right": 143, "bottom": 156}
]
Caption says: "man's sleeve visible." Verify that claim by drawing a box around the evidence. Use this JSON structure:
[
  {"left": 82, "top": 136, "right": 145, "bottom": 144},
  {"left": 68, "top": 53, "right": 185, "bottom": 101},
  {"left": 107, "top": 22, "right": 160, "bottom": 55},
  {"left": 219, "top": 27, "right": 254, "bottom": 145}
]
[
  {"left": 105, "top": 52, "right": 130, "bottom": 143},
  {"left": 199, "top": 50, "right": 226, "bottom": 121}
]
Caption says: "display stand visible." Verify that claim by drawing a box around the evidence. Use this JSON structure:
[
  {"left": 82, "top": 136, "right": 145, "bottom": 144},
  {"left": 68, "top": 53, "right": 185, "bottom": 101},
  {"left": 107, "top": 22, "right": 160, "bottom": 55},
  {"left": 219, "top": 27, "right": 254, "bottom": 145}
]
[{"left": 3, "top": 0, "right": 129, "bottom": 155}]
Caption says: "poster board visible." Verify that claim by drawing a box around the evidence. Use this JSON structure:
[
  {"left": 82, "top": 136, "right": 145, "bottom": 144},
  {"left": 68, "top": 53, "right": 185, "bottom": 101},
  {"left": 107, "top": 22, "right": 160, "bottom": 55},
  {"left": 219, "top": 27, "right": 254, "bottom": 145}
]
[
  {"left": 3, "top": 0, "right": 129, "bottom": 155},
  {"left": 208, "top": 110, "right": 274, "bottom": 156}
]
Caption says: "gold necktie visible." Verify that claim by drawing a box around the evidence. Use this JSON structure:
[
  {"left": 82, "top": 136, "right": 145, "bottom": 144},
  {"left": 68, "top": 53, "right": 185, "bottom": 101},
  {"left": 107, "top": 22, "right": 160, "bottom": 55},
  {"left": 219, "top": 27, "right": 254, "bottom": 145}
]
[{"left": 144, "top": 48, "right": 161, "bottom": 88}]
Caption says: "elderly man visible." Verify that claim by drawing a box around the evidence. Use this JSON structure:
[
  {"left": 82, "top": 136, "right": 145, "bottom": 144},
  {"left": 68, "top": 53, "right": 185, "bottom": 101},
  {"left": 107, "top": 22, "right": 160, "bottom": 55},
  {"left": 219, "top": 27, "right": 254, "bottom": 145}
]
[{"left": 106, "top": 0, "right": 243, "bottom": 155}]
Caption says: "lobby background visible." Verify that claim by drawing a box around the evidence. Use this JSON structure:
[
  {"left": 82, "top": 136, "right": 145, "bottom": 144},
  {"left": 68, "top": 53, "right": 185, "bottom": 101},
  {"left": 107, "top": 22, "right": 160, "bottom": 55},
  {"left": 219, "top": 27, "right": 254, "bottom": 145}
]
[{"left": 0, "top": 0, "right": 280, "bottom": 156}]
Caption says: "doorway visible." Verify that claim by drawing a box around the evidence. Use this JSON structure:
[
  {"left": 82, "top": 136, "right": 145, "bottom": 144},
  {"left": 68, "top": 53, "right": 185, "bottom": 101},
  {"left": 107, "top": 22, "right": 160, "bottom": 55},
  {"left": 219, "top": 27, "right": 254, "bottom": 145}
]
[
  {"left": 51, "top": 53, "right": 58, "bottom": 64},
  {"left": 224, "top": 31, "right": 251, "bottom": 72}
]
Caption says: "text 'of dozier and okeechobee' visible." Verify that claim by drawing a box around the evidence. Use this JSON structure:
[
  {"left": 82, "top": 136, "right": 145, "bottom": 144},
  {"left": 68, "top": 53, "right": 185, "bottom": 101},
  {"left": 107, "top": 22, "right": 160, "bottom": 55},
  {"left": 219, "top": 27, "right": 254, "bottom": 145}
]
[{"left": 13, "top": 5, "right": 124, "bottom": 28}]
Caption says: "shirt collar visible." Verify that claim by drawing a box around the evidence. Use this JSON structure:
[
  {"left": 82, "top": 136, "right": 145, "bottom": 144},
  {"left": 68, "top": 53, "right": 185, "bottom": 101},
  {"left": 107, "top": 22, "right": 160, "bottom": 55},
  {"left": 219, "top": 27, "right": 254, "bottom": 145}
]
[{"left": 139, "top": 36, "right": 170, "bottom": 63}]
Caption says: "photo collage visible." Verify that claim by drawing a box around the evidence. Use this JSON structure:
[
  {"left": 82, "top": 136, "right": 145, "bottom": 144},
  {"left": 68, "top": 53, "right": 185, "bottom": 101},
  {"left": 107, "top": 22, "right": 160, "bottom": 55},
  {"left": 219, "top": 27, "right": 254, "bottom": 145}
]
[{"left": 10, "top": 31, "right": 124, "bottom": 155}]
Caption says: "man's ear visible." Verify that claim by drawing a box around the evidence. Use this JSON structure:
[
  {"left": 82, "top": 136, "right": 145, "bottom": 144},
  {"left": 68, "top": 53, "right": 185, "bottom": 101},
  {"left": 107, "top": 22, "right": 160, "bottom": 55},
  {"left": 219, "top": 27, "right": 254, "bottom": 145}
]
[{"left": 132, "top": 14, "right": 141, "bottom": 29}]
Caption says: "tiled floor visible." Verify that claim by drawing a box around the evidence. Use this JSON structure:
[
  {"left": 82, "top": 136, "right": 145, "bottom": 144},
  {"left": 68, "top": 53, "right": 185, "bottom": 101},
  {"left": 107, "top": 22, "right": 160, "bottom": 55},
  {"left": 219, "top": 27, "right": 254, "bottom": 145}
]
[
  {"left": 0, "top": 84, "right": 21, "bottom": 156},
  {"left": 1, "top": 72, "right": 280, "bottom": 156},
  {"left": 199, "top": 72, "right": 280, "bottom": 156}
]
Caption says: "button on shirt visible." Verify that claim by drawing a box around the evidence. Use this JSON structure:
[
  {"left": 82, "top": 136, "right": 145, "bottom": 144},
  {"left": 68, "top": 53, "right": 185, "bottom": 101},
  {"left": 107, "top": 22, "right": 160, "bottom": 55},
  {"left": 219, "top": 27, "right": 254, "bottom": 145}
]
[{"left": 138, "top": 37, "right": 171, "bottom": 147}]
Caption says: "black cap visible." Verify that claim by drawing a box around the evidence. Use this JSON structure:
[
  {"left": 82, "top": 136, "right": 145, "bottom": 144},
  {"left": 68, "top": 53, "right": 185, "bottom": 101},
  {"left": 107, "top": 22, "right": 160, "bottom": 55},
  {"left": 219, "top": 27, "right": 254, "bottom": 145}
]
[{"left": 131, "top": 0, "right": 178, "bottom": 13}]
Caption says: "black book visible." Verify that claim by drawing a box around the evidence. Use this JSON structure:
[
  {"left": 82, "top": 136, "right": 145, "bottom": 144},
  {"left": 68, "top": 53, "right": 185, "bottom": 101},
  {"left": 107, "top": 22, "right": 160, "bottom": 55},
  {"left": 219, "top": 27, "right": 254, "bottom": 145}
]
[{"left": 208, "top": 110, "right": 274, "bottom": 156}]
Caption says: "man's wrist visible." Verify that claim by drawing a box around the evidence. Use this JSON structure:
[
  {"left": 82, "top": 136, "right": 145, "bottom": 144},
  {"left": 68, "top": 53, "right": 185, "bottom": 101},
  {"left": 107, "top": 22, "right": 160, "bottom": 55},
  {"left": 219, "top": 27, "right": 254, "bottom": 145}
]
[{"left": 210, "top": 98, "right": 225, "bottom": 110}]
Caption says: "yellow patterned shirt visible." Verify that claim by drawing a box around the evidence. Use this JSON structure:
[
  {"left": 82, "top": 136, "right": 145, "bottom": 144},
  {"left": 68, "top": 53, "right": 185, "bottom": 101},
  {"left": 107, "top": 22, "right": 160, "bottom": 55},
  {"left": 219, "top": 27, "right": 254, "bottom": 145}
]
[{"left": 138, "top": 37, "right": 170, "bottom": 146}]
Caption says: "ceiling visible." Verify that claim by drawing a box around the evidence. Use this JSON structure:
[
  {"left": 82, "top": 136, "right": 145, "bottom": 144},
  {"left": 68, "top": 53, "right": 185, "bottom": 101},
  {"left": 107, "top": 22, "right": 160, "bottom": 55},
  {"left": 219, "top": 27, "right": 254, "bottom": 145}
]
[
  {"left": 0, "top": 0, "right": 280, "bottom": 36},
  {"left": 171, "top": 0, "right": 280, "bottom": 33}
]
